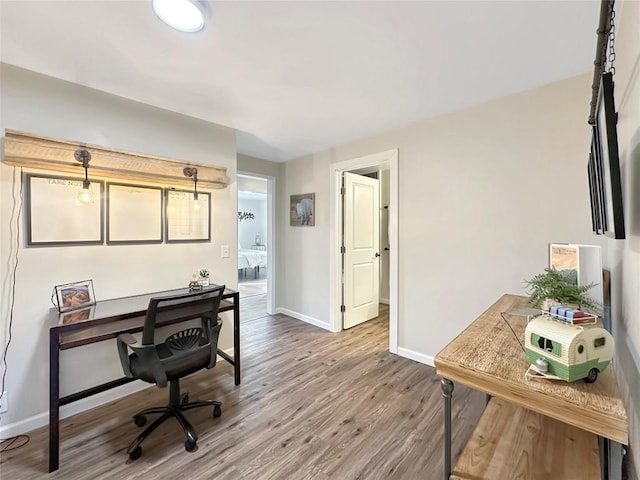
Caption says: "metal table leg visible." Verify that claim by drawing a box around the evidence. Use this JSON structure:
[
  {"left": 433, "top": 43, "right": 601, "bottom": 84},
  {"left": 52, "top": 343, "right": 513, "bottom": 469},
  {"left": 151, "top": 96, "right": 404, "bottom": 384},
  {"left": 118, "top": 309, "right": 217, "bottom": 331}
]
[
  {"left": 233, "top": 293, "right": 241, "bottom": 385},
  {"left": 49, "top": 329, "right": 60, "bottom": 472},
  {"left": 600, "top": 436, "right": 624, "bottom": 480},
  {"left": 441, "top": 378, "right": 454, "bottom": 480}
]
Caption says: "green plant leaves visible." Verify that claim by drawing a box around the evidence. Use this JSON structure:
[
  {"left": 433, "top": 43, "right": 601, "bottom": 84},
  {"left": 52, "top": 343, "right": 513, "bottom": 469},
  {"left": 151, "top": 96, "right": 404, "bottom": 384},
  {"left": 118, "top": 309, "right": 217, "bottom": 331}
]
[{"left": 524, "top": 267, "right": 600, "bottom": 313}]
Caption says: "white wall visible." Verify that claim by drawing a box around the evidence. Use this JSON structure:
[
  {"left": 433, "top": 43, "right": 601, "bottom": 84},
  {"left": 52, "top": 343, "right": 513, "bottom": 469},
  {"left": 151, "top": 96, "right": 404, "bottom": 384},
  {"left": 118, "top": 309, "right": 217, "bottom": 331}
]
[
  {"left": 281, "top": 72, "right": 602, "bottom": 357},
  {"left": 280, "top": 155, "right": 331, "bottom": 324},
  {"left": 605, "top": 1, "right": 640, "bottom": 477},
  {"left": 0, "top": 65, "right": 238, "bottom": 434},
  {"left": 238, "top": 197, "right": 267, "bottom": 248}
]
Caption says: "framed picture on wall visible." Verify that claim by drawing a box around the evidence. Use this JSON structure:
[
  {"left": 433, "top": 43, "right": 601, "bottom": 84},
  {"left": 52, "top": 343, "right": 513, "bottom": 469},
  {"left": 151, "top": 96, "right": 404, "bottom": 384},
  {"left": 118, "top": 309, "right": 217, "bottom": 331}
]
[
  {"left": 594, "top": 72, "right": 625, "bottom": 239},
  {"left": 25, "top": 174, "right": 104, "bottom": 246},
  {"left": 290, "top": 193, "right": 315, "bottom": 226},
  {"left": 165, "top": 189, "right": 211, "bottom": 242},
  {"left": 107, "top": 183, "right": 163, "bottom": 244}
]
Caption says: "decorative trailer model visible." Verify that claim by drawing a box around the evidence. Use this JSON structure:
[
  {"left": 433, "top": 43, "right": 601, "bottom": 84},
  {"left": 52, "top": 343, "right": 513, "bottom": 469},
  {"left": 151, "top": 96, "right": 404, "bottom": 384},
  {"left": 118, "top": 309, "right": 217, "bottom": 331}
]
[{"left": 524, "top": 310, "right": 614, "bottom": 383}]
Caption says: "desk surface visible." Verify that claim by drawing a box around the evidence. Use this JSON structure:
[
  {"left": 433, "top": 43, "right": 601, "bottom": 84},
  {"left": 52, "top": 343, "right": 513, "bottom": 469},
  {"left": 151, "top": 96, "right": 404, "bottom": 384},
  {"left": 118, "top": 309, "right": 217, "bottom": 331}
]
[
  {"left": 49, "top": 285, "right": 237, "bottom": 329},
  {"left": 434, "top": 293, "right": 628, "bottom": 444}
]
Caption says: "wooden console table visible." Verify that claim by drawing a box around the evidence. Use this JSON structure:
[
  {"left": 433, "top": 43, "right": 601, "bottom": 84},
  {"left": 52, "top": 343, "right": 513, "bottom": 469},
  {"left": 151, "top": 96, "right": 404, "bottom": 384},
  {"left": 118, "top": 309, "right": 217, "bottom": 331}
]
[
  {"left": 434, "top": 294, "right": 628, "bottom": 480},
  {"left": 47, "top": 285, "right": 240, "bottom": 472}
]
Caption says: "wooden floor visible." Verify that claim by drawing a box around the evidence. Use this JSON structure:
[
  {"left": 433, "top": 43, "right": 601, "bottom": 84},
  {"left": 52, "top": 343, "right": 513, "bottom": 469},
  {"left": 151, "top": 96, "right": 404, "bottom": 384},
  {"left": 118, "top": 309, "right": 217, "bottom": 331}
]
[
  {"left": 240, "top": 293, "right": 267, "bottom": 322},
  {"left": 0, "top": 310, "right": 484, "bottom": 479},
  {"left": 239, "top": 268, "right": 268, "bottom": 321}
]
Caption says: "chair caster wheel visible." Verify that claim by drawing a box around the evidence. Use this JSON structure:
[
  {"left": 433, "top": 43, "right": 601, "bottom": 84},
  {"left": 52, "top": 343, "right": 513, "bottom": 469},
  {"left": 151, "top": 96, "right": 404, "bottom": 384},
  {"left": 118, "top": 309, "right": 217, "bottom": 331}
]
[
  {"left": 213, "top": 405, "right": 222, "bottom": 418},
  {"left": 185, "top": 439, "right": 197, "bottom": 452},
  {"left": 181, "top": 393, "right": 189, "bottom": 405},
  {"left": 134, "top": 415, "right": 147, "bottom": 427},
  {"left": 129, "top": 446, "right": 142, "bottom": 460}
]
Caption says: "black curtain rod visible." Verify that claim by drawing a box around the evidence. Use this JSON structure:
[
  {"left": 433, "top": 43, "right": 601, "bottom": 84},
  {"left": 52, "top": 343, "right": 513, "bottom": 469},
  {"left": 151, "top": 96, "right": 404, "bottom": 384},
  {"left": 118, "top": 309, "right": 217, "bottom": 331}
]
[{"left": 588, "top": 0, "right": 614, "bottom": 125}]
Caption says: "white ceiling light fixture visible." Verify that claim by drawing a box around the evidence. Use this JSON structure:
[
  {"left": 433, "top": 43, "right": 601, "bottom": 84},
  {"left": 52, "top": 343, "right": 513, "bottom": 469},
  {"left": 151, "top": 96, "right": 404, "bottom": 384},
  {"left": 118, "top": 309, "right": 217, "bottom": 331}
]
[{"left": 152, "top": 0, "right": 206, "bottom": 33}]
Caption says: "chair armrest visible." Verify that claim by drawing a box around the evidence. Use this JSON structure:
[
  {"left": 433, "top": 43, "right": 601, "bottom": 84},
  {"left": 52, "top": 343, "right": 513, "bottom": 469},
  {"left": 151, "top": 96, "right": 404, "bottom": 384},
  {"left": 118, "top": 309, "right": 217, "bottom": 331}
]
[
  {"left": 116, "top": 333, "right": 139, "bottom": 378},
  {"left": 116, "top": 334, "right": 168, "bottom": 387},
  {"left": 202, "top": 314, "right": 223, "bottom": 369}
]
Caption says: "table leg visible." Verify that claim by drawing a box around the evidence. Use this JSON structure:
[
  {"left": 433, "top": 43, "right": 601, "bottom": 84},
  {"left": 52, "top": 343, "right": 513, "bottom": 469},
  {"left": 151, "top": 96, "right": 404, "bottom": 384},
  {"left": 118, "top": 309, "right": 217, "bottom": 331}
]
[
  {"left": 441, "top": 378, "right": 454, "bottom": 480},
  {"left": 233, "top": 293, "right": 241, "bottom": 386},
  {"left": 49, "top": 329, "right": 60, "bottom": 472},
  {"left": 599, "top": 436, "right": 623, "bottom": 480},
  {"left": 608, "top": 441, "right": 623, "bottom": 480}
]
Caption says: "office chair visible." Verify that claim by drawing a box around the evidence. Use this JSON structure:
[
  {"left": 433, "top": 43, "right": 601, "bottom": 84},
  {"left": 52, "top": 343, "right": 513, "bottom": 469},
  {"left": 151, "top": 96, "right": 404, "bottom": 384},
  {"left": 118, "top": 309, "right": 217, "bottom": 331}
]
[{"left": 117, "top": 286, "right": 226, "bottom": 460}]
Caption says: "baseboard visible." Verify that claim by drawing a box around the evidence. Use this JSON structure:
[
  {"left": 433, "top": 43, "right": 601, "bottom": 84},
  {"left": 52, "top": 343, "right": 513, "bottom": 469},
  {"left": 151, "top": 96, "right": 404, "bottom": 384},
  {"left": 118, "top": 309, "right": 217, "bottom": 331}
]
[
  {"left": 397, "top": 347, "right": 435, "bottom": 367},
  {"left": 380, "top": 298, "right": 390, "bottom": 305},
  {"left": 0, "top": 381, "right": 150, "bottom": 438},
  {"left": 0, "top": 348, "right": 235, "bottom": 438},
  {"left": 275, "top": 308, "right": 332, "bottom": 331}
]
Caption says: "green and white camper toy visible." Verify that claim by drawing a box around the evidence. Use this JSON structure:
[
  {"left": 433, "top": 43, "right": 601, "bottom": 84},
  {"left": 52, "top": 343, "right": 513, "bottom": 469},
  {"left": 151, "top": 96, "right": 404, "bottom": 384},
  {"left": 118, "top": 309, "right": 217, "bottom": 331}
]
[{"left": 524, "top": 314, "right": 614, "bottom": 383}]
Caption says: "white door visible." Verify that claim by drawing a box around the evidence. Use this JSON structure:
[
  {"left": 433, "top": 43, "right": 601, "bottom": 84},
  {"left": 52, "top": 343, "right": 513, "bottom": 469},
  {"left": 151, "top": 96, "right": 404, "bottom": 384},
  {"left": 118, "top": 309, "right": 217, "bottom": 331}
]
[{"left": 343, "top": 172, "right": 380, "bottom": 329}]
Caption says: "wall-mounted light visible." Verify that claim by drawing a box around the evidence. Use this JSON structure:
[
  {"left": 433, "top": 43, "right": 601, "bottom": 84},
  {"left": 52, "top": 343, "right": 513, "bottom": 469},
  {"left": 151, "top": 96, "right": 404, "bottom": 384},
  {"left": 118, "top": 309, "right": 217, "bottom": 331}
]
[
  {"left": 74, "top": 149, "right": 93, "bottom": 204},
  {"left": 183, "top": 166, "right": 200, "bottom": 210}
]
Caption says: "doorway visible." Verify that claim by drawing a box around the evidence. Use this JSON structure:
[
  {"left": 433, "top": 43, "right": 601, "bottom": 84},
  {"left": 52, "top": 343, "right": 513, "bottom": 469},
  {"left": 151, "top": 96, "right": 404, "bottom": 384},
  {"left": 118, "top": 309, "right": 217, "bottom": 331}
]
[
  {"left": 329, "top": 149, "right": 399, "bottom": 353},
  {"left": 237, "top": 173, "right": 275, "bottom": 320}
]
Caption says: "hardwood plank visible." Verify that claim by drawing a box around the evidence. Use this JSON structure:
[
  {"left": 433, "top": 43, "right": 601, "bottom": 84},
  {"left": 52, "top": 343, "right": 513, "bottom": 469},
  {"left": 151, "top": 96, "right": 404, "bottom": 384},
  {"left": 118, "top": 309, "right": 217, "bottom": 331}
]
[
  {"left": 0, "top": 311, "right": 485, "bottom": 479},
  {"left": 451, "top": 398, "right": 600, "bottom": 480}
]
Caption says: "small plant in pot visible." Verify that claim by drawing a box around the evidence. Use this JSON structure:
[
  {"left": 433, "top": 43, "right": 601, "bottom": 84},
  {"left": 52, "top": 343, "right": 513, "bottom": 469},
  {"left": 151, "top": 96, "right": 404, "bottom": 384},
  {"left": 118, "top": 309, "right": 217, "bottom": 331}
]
[{"left": 525, "top": 267, "right": 601, "bottom": 314}]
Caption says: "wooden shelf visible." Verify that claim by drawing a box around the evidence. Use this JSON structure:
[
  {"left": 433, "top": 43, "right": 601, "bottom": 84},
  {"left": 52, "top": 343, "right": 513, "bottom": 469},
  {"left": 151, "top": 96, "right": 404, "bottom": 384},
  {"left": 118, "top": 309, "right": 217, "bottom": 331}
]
[
  {"left": 451, "top": 397, "right": 600, "bottom": 480},
  {"left": 435, "top": 294, "right": 628, "bottom": 445},
  {"left": 2, "top": 129, "right": 228, "bottom": 189}
]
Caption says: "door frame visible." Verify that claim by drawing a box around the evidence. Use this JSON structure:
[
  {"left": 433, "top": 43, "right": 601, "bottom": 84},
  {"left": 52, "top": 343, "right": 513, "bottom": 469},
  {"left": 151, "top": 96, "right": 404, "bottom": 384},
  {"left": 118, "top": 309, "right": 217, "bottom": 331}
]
[
  {"left": 329, "top": 149, "right": 398, "bottom": 353},
  {"left": 237, "top": 171, "right": 276, "bottom": 315}
]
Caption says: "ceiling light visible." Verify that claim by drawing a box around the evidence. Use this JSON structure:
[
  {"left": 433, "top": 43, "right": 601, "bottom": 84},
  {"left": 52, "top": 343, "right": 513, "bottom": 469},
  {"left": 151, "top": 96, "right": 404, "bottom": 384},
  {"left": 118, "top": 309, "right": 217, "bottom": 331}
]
[{"left": 152, "top": 0, "right": 206, "bottom": 33}]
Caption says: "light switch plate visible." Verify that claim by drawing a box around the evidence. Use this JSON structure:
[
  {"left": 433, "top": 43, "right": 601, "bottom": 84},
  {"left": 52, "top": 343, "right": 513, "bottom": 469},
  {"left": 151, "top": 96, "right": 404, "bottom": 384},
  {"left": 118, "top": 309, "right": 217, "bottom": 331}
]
[{"left": 221, "top": 245, "right": 229, "bottom": 258}]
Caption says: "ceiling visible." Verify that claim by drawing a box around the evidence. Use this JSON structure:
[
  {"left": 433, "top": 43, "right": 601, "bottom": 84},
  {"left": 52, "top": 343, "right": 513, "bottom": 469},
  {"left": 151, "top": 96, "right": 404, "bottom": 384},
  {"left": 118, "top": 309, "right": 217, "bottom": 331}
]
[
  {"left": 0, "top": 1, "right": 601, "bottom": 162},
  {"left": 238, "top": 174, "right": 267, "bottom": 198}
]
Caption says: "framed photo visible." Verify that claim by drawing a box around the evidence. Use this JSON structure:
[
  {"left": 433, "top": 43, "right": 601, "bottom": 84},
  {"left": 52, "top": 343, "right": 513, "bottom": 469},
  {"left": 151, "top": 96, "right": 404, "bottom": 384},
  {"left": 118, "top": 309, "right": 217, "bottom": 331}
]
[
  {"left": 107, "top": 183, "right": 163, "bottom": 244},
  {"left": 595, "top": 72, "right": 625, "bottom": 239},
  {"left": 25, "top": 174, "right": 104, "bottom": 246},
  {"left": 165, "top": 189, "right": 211, "bottom": 242},
  {"left": 54, "top": 279, "right": 96, "bottom": 313},
  {"left": 588, "top": 126, "right": 606, "bottom": 235},
  {"left": 587, "top": 151, "right": 601, "bottom": 234},
  {"left": 290, "top": 193, "right": 315, "bottom": 226}
]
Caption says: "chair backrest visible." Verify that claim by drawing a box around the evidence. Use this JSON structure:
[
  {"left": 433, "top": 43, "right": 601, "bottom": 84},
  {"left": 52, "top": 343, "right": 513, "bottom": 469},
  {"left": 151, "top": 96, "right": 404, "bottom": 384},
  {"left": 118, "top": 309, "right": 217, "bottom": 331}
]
[{"left": 141, "top": 286, "right": 226, "bottom": 345}]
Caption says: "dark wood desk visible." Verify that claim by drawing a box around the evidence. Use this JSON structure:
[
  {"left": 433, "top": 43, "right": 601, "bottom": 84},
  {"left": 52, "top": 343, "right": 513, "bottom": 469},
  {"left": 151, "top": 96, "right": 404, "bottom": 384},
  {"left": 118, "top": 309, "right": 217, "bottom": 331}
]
[{"left": 47, "top": 285, "right": 240, "bottom": 472}]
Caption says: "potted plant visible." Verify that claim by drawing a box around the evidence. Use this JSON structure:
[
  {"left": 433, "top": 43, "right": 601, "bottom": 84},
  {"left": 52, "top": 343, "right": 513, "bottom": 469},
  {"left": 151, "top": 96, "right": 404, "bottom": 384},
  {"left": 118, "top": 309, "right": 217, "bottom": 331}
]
[
  {"left": 198, "top": 269, "right": 210, "bottom": 287},
  {"left": 525, "top": 267, "right": 600, "bottom": 313}
]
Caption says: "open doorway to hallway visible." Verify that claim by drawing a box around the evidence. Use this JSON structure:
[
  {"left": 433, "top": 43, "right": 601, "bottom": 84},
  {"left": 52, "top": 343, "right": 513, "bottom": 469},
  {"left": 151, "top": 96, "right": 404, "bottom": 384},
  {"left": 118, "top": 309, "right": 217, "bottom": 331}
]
[
  {"left": 329, "top": 149, "right": 398, "bottom": 353},
  {"left": 238, "top": 174, "right": 270, "bottom": 321}
]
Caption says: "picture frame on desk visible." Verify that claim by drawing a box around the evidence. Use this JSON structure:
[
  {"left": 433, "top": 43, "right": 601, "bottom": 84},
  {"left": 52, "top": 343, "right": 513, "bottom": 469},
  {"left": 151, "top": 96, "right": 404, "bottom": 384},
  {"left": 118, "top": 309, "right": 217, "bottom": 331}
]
[{"left": 54, "top": 279, "right": 95, "bottom": 313}]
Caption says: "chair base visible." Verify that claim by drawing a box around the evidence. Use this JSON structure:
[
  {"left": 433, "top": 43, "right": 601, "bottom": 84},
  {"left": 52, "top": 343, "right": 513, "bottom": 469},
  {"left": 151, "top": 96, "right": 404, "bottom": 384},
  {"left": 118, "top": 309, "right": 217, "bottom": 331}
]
[{"left": 126, "top": 380, "right": 221, "bottom": 459}]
